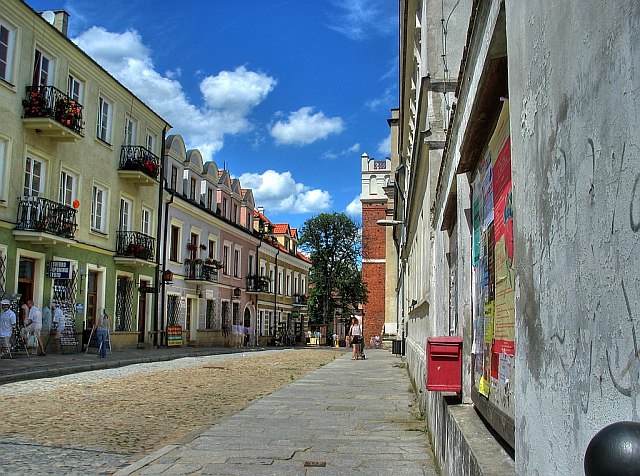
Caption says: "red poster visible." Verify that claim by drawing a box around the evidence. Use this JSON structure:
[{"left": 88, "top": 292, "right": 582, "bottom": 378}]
[{"left": 493, "top": 137, "right": 513, "bottom": 259}]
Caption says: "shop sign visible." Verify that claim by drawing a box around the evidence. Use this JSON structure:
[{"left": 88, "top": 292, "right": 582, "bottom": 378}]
[{"left": 47, "top": 261, "right": 71, "bottom": 279}]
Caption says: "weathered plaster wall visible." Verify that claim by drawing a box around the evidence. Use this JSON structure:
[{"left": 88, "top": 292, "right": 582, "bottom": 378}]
[{"left": 506, "top": 1, "right": 640, "bottom": 474}]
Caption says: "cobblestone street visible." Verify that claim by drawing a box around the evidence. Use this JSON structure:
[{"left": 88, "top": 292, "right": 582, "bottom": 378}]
[{"left": 0, "top": 349, "right": 340, "bottom": 474}]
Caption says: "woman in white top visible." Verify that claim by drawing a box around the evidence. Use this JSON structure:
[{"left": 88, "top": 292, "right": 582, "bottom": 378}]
[{"left": 349, "top": 316, "right": 362, "bottom": 360}]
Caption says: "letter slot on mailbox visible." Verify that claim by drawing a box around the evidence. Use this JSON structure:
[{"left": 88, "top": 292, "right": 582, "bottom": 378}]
[{"left": 426, "top": 336, "right": 463, "bottom": 392}]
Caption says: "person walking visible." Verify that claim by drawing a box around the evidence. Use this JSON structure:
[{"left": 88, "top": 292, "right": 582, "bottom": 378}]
[
  {"left": 0, "top": 299, "right": 16, "bottom": 356},
  {"left": 21, "top": 299, "right": 45, "bottom": 356},
  {"left": 93, "top": 311, "right": 109, "bottom": 358},
  {"left": 349, "top": 316, "right": 362, "bottom": 360}
]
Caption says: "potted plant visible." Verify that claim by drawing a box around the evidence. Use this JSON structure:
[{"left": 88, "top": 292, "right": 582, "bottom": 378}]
[{"left": 186, "top": 242, "right": 198, "bottom": 252}]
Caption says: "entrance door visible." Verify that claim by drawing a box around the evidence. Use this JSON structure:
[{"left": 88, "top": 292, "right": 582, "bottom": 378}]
[
  {"left": 138, "top": 281, "right": 148, "bottom": 343},
  {"left": 185, "top": 298, "right": 192, "bottom": 342},
  {"left": 17, "top": 258, "right": 35, "bottom": 320},
  {"left": 86, "top": 271, "right": 98, "bottom": 330}
]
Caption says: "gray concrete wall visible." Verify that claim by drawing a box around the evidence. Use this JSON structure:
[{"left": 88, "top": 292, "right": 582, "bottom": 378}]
[{"left": 506, "top": 1, "right": 640, "bottom": 474}]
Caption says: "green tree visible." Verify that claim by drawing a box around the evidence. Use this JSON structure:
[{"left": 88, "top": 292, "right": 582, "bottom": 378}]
[{"left": 299, "top": 212, "right": 368, "bottom": 327}]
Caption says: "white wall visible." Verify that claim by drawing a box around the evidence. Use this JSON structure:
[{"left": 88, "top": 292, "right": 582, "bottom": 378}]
[{"left": 507, "top": 1, "right": 640, "bottom": 474}]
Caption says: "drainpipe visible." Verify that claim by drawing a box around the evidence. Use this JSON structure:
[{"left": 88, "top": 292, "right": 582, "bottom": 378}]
[
  {"left": 160, "top": 189, "right": 174, "bottom": 347},
  {"left": 153, "top": 126, "right": 167, "bottom": 347}
]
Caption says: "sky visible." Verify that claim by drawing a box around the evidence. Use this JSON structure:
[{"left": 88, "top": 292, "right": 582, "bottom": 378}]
[{"left": 26, "top": 0, "right": 399, "bottom": 230}]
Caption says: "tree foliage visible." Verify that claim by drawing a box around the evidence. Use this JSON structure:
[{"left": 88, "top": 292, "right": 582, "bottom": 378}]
[{"left": 299, "top": 212, "right": 368, "bottom": 326}]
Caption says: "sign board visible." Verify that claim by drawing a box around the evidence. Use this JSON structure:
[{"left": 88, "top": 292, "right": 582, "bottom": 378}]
[
  {"left": 47, "top": 261, "right": 71, "bottom": 279},
  {"left": 75, "top": 303, "right": 84, "bottom": 314},
  {"left": 291, "top": 310, "right": 300, "bottom": 318},
  {"left": 139, "top": 286, "right": 157, "bottom": 294}
]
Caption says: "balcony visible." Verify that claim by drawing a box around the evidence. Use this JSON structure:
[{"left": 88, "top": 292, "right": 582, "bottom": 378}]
[
  {"left": 13, "top": 196, "right": 77, "bottom": 245},
  {"left": 118, "top": 146, "right": 160, "bottom": 185},
  {"left": 22, "top": 86, "right": 84, "bottom": 142},
  {"left": 246, "top": 275, "right": 270, "bottom": 293},
  {"left": 293, "top": 294, "right": 308, "bottom": 306},
  {"left": 113, "top": 231, "right": 156, "bottom": 268},
  {"left": 184, "top": 261, "right": 219, "bottom": 283}
]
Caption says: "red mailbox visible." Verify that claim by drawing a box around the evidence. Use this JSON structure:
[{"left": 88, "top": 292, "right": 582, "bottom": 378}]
[{"left": 426, "top": 336, "right": 463, "bottom": 392}]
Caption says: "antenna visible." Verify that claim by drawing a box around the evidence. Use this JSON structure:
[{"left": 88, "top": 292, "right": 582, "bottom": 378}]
[{"left": 41, "top": 11, "right": 55, "bottom": 24}]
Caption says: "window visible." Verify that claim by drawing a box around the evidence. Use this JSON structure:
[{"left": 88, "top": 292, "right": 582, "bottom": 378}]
[
  {"left": 233, "top": 204, "right": 238, "bottom": 223},
  {"left": 208, "top": 239, "right": 216, "bottom": 260},
  {"left": 248, "top": 254, "right": 254, "bottom": 276},
  {"left": 207, "top": 188, "right": 213, "bottom": 211},
  {"left": 124, "top": 115, "right": 137, "bottom": 146},
  {"left": 169, "top": 225, "right": 180, "bottom": 262},
  {"left": 269, "top": 269, "right": 274, "bottom": 293},
  {"left": 97, "top": 96, "right": 112, "bottom": 143},
  {"left": 141, "top": 207, "right": 152, "bottom": 235},
  {"left": 223, "top": 245, "right": 230, "bottom": 275},
  {"left": 67, "top": 74, "right": 84, "bottom": 103},
  {"left": 33, "top": 49, "right": 54, "bottom": 86},
  {"left": 0, "top": 19, "right": 16, "bottom": 83},
  {"left": 24, "top": 156, "right": 45, "bottom": 197},
  {"left": 190, "top": 177, "right": 197, "bottom": 201},
  {"left": 278, "top": 271, "right": 283, "bottom": 295},
  {"left": 302, "top": 277, "right": 306, "bottom": 295},
  {"left": 145, "top": 132, "right": 157, "bottom": 154},
  {"left": 119, "top": 198, "right": 131, "bottom": 231},
  {"left": 170, "top": 165, "right": 178, "bottom": 190},
  {"left": 233, "top": 249, "right": 240, "bottom": 278},
  {"left": 286, "top": 273, "right": 291, "bottom": 296},
  {"left": 189, "top": 233, "right": 198, "bottom": 259},
  {"left": 91, "top": 185, "right": 107, "bottom": 232},
  {"left": 59, "top": 170, "right": 77, "bottom": 207},
  {"left": 222, "top": 197, "right": 228, "bottom": 218},
  {"left": 0, "top": 138, "right": 7, "bottom": 199},
  {"left": 294, "top": 275, "right": 299, "bottom": 295}
]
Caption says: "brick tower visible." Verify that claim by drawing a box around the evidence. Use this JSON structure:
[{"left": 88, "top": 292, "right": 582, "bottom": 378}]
[{"left": 360, "top": 153, "right": 391, "bottom": 347}]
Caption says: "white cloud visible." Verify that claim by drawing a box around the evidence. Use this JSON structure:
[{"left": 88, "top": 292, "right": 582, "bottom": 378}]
[
  {"left": 73, "top": 27, "right": 276, "bottom": 159},
  {"left": 366, "top": 86, "right": 395, "bottom": 111},
  {"left": 270, "top": 107, "right": 344, "bottom": 146},
  {"left": 326, "top": 0, "right": 397, "bottom": 40},
  {"left": 323, "top": 142, "right": 361, "bottom": 160},
  {"left": 346, "top": 195, "right": 362, "bottom": 217},
  {"left": 238, "top": 170, "right": 332, "bottom": 213},
  {"left": 377, "top": 134, "right": 391, "bottom": 157}
]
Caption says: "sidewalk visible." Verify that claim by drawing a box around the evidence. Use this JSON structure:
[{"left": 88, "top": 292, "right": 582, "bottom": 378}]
[
  {"left": 0, "top": 344, "right": 262, "bottom": 385},
  {"left": 115, "top": 349, "right": 438, "bottom": 476}
]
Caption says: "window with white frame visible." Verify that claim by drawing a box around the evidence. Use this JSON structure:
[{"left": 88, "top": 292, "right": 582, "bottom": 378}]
[
  {"left": 294, "top": 274, "right": 299, "bottom": 295},
  {"left": 97, "top": 96, "right": 112, "bottom": 143},
  {"left": 58, "top": 169, "right": 77, "bottom": 207},
  {"left": 91, "top": 184, "right": 107, "bottom": 232},
  {"left": 0, "top": 19, "right": 16, "bottom": 84},
  {"left": 145, "top": 131, "right": 157, "bottom": 154},
  {"left": 119, "top": 198, "right": 132, "bottom": 231},
  {"left": 286, "top": 272, "right": 291, "bottom": 296},
  {"left": 0, "top": 137, "right": 7, "bottom": 200},
  {"left": 223, "top": 244, "right": 230, "bottom": 275},
  {"left": 33, "top": 48, "right": 54, "bottom": 86},
  {"left": 233, "top": 248, "right": 240, "bottom": 278},
  {"left": 24, "top": 155, "right": 45, "bottom": 197},
  {"left": 124, "top": 114, "right": 137, "bottom": 146},
  {"left": 301, "top": 276, "right": 306, "bottom": 294},
  {"left": 141, "top": 207, "right": 152, "bottom": 235},
  {"left": 208, "top": 238, "right": 217, "bottom": 260},
  {"left": 269, "top": 268, "right": 274, "bottom": 293},
  {"left": 248, "top": 254, "right": 254, "bottom": 276},
  {"left": 278, "top": 270, "right": 283, "bottom": 295},
  {"left": 67, "top": 74, "right": 84, "bottom": 103},
  {"left": 170, "top": 225, "right": 180, "bottom": 262}
]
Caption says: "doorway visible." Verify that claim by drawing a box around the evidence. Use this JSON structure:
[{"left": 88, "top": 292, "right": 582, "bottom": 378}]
[
  {"left": 185, "top": 297, "right": 193, "bottom": 342},
  {"left": 17, "top": 258, "right": 35, "bottom": 304},
  {"left": 86, "top": 271, "right": 99, "bottom": 330},
  {"left": 138, "top": 281, "right": 148, "bottom": 343}
]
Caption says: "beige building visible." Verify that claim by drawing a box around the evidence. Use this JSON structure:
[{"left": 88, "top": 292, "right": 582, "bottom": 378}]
[{"left": 0, "top": 1, "right": 169, "bottom": 350}]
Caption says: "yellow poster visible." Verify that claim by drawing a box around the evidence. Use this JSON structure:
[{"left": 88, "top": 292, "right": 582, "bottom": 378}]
[
  {"left": 483, "top": 301, "right": 494, "bottom": 344},
  {"left": 479, "top": 375, "right": 490, "bottom": 397}
]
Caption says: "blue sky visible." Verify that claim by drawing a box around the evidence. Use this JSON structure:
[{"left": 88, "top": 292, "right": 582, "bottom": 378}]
[{"left": 26, "top": 0, "right": 398, "bottom": 230}]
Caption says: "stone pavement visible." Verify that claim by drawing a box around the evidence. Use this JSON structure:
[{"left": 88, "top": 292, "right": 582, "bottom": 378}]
[{"left": 115, "top": 349, "right": 438, "bottom": 476}]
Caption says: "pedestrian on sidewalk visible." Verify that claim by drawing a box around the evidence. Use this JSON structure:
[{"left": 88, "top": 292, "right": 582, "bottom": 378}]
[
  {"left": 21, "top": 299, "right": 45, "bottom": 356},
  {"left": 349, "top": 316, "right": 362, "bottom": 360},
  {"left": 93, "top": 311, "right": 109, "bottom": 358},
  {"left": 0, "top": 299, "right": 16, "bottom": 353}
]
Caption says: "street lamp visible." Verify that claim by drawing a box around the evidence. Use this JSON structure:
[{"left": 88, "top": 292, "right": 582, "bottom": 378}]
[{"left": 376, "top": 219, "right": 403, "bottom": 226}]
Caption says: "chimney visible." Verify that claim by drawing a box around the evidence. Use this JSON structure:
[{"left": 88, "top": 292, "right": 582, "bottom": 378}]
[
  {"left": 53, "top": 11, "right": 69, "bottom": 36},
  {"left": 258, "top": 207, "right": 265, "bottom": 215}
]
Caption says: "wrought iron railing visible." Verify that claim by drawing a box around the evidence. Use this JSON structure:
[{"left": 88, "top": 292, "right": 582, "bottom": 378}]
[
  {"left": 23, "top": 85, "right": 84, "bottom": 135},
  {"left": 184, "top": 262, "right": 219, "bottom": 282},
  {"left": 115, "top": 277, "right": 133, "bottom": 331},
  {"left": 247, "top": 275, "right": 270, "bottom": 293},
  {"left": 15, "top": 196, "right": 77, "bottom": 238},
  {"left": 115, "top": 231, "right": 156, "bottom": 261},
  {"left": 293, "top": 294, "right": 308, "bottom": 305},
  {"left": 119, "top": 146, "right": 160, "bottom": 180}
]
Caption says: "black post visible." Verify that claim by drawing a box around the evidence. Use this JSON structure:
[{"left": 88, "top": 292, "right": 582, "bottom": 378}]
[{"left": 153, "top": 126, "right": 167, "bottom": 347}]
